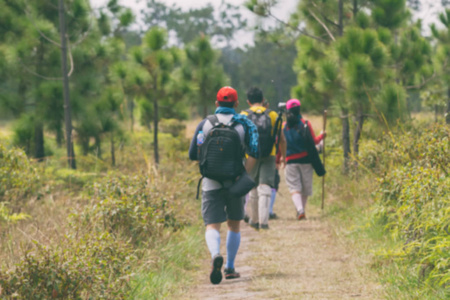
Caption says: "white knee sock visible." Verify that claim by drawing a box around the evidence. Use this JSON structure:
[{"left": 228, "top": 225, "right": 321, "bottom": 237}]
[
  {"left": 292, "top": 192, "right": 303, "bottom": 213},
  {"left": 257, "top": 184, "right": 272, "bottom": 225},
  {"left": 248, "top": 188, "right": 258, "bottom": 223},
  {"left": 205, "top": 229, "right": 220, "bottom": 259}
]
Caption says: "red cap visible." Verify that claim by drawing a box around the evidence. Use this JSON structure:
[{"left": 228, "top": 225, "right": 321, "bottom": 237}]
[{"left": 217, "top": 86, "right": 238, "bottom": 102}]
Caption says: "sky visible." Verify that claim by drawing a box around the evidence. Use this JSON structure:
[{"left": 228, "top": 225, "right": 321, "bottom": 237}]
[{"left": 90, "top": 0, "right": 446, "bottom": 41}]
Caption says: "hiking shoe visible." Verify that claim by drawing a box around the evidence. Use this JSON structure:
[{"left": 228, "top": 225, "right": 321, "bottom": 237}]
[
  {"left": 210, "top": 254, "right": 223, "bottom": 284},
  {"left": 269, "top": 213, "right": 278, "bottom": 220},
  {"left": 260, "top": 224, "right": 269, "bottom": 230},
  {"left": 224, "top": 268, "right": 240, "bottom": 280},
  {"left": 244, "top": 214, "right": 249, "bottom": 223},
  {"left": 297, "top": 210, "right": 306, "bottom": 220},
  {"left": 249, "top": 221, "right": 259, "bottom": 230}
]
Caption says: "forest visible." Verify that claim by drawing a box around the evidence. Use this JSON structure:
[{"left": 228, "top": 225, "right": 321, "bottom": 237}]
[{"left": 0, "top": 0, "right": 449, "bottom": 298}]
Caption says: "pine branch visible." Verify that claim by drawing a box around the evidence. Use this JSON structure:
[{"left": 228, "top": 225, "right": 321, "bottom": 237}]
[
  {"left": 264, "top": 9, "right": 329, "bottom": 43},
  {"left": 21, "top": 62, "right": 63, "bottom": 80},
  {"left": 24, "top": 8, "right": 61, "bottom": 48},
  {"left": 307, "top": 9, "right": 336, "bottom": 41},
  {"left": 311, "top": 2, "right": 340, "bottom": 28},
  {"left": 406, "top": 58, "right": 448, "bottom": 90},
  {"left": 67, "top": 35, "right": 74, "bottom": 77}
]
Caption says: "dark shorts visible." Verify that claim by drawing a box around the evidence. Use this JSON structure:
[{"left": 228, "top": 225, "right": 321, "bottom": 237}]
[{"left": 201, "top": 189, "right": 245, "bottom": 225}]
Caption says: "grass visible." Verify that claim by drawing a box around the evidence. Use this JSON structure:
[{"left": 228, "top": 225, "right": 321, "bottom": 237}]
[
  {"left": 316, "top": 143, "right": 450, "bottom": 299},
  {"left": 131, "top": 225, "right": 205, "bottom": 299}
]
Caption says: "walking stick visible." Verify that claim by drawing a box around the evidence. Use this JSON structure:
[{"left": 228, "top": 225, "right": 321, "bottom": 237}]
[{"left": 321, "top": 110, "right": 327, "bottom": 210}]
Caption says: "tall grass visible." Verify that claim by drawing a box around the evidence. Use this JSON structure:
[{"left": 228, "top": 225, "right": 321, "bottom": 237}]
[
  {"left": 315, "top": 118, "right": 449, "bottom": 299},
  {"left": 0, "top": 122, "right": 204, "bottom": 298}
]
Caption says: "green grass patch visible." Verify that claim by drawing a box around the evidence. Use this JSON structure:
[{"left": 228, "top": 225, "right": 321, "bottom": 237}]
[{"left": 130, "top": 225, "right": 205, "bottom": 299}]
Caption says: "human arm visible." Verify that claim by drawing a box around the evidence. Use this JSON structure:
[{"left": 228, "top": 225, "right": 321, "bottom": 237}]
[
  {"left": 188, "top": 120, "right": 206, "bottom": 161},
  {"left": 245, "top": 156, "right": 257, "bottom": 173},
  {"left": 307, "top": 121, "right": 326, "bottom": 145}
]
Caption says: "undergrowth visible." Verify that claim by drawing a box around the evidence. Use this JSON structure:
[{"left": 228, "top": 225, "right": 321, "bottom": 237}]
[
  {"left": 320, "top": 121, "right": 449, "bottom": 299},
  {"left": 0, "top": 124, "right": 201, "bottom": 299}
]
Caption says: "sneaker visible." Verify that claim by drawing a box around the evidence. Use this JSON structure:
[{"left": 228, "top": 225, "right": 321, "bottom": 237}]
[
  {"left": 210, "top": 254, "right": 223, "bottom": 284},
  {"left": 269, "top": 213, "right": 278, "bottom": 220},
  {"left": 260, "top": 224, "right": 269, "bottom": 230},
  {"left": 297, "top": 210, "right": 306, "bottom": 220},
  {"left": 244, "top": 214, "right": 249, "bottom": 223},
  {"left": 224, "top": 268, "right": 240, "bottom": 280},
  {"left": 249, "top": 221, "right": 259, "bottom": 230}
]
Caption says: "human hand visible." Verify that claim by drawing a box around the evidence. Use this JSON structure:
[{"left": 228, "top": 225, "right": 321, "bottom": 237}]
[{"left": 321, "top": 130, "right": 327, "bottom": 138}]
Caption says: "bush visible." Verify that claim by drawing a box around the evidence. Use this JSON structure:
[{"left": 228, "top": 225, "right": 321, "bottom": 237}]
[
  {"left": 0, "top": 232, "right": 135, "bottom": 299},
  {"left": 75, "top": 174, "right": 183, "bottom": 246},
  {"left": 0, "top": 144, "right": 41, "bottom": 203},
  {"left": 159, "top": 118, "right": 186, "bottom": 137},
  {"left": 370, "top": 124, "right": 450, "bottom": 287}
]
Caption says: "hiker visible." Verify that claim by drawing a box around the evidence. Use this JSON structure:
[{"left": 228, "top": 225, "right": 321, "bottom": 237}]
[
  {"left": 241, "top": 87, "right": 285, "bottom": 230},
  {"left": 279, "top": 99, "right": 326, "bottom": 220},
  {"left": 189, "top": 86, "right": 259, "bottom": 285}
]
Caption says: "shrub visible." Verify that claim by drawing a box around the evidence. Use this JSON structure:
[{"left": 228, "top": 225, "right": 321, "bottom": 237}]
[
  {"left": 370, "top": 124, "right": 450, "bottom": 287},
  {"left": 0, "top": 232, "right": 135, "bottom": 299},
  {"left": 75, "top": 174, "right": 183, "bottom": 246},
  {"left": 0, "top": 144, "right": 41, "bottom": 203},
  {"left": 0, "top": 202, "right": 30, "bottom": 225},
  {"left": 159, "top": 118, "right": 186, "bottom": 137}
]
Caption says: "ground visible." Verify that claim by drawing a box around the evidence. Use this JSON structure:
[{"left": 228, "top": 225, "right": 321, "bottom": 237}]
[{"left": 180, "top": 172, "right": 383, "bottom": 299}]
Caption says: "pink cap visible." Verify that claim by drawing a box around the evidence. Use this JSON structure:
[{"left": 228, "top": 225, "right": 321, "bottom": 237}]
[{"left": 286, "top": 99, "right": 301, "bottom": 110}]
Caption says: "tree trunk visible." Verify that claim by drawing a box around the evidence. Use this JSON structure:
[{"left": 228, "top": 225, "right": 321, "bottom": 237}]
[
  {"left": 435, "top": 104, "right": 439, "bottom": 123},
  {"left": 81, "top": 136, "right": 89, "bottom": 156},
  {"left": 95, "top": 135, "right": 102, "bottom": 159},
  {"left": 342, "top": 108, "right": 351, "bottom": 173},
  {"left": 446, "top": 87, "right": 450, "bottom": 125},
  {"left": 153, "top": 97, "right": 159, "bottom": 165},
  {"left": 129, "top": 99, "right": 135, "bottom": 132},
  {"left": 338, "top": 0, "right": 344, "bottom": 36},
  {"left": 353, "top": 110, "right": 364, "bottom": 157},
  {"left": 353, "top": 0, "right": 358, "bottom": 17},
  {"left": 59, "top": 0, "right": 76, "bottom": 169},
  {"left": 110, "top": 131, "right": 115, "bottom": 167},
  {"left": 203, "top": 105, "right": 208, "bottom": 119},
  {"left": 34, "top": 121, "right": 45, "bottom": 162},
  {"left": 56, "top": 123, "right": 64, "bottom": 147}
]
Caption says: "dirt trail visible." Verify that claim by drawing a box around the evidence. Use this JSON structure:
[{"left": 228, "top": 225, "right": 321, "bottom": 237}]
[{"left": 183, "top": 172, "right": 382, "bottom": 300}]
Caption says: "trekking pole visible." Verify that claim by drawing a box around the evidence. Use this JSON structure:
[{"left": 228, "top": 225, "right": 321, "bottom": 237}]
[{"left": 321, "top": 110, "right": 327, "bottom": 210}]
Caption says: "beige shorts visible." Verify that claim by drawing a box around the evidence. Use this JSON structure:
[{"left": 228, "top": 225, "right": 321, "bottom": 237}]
[{"left": 285, "top": 163, "right": 314, "bottom": 196}]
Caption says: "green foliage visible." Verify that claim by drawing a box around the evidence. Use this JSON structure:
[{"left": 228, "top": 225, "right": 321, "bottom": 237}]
[
  {"left": 376, "top": 83, "right": 408, "bottom": 124},
  {"left": 0, "top": 202, "right": 30, "bottom": 224},
  {"left": 159, "top": 118, "right": 186, "bottom": 137},
  {"left": 12, "top": 114, "right": 34, "bottom": 155},
  {"left": 372, "top": 0, "right": 409, "bottom": 29},
  {"left": 75, "top": 174, "right": 183, "bottom": 246},
  {"left": 361, "top": 124, "right": 450, "bottom": 287},
  {"left": 0, "top": 144, "right": 41, "bottom": 203},
  {"left": 144, "top": 27, "right": 167, "bottom": 51}
]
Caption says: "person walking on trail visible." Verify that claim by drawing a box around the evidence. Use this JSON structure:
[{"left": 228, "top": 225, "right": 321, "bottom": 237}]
[
  {"left": 189, "top": 86, "right": 259, "bottom": 285},
  {"left": 241, "top": 87, "right": 284, "bottom": 230},
  {"left": 279, "top": 99, "right": 326, "bottom": 220}
]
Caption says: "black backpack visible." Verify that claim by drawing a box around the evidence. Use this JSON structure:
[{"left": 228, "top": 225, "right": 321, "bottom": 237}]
[
  {"left": 245, "top": 108, "right": 274, "bottom": 157},
  {"left": 198, "top": 115, "right": 244, "bottom": 182}
]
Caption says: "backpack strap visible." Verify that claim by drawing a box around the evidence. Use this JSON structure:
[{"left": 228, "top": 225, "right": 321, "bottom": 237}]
[
  {"left": 207, "top": 115, "right": 220, "bottom": 127},
  {"left": 196, "top": 177, "right": 203, "bottom": 200}
]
